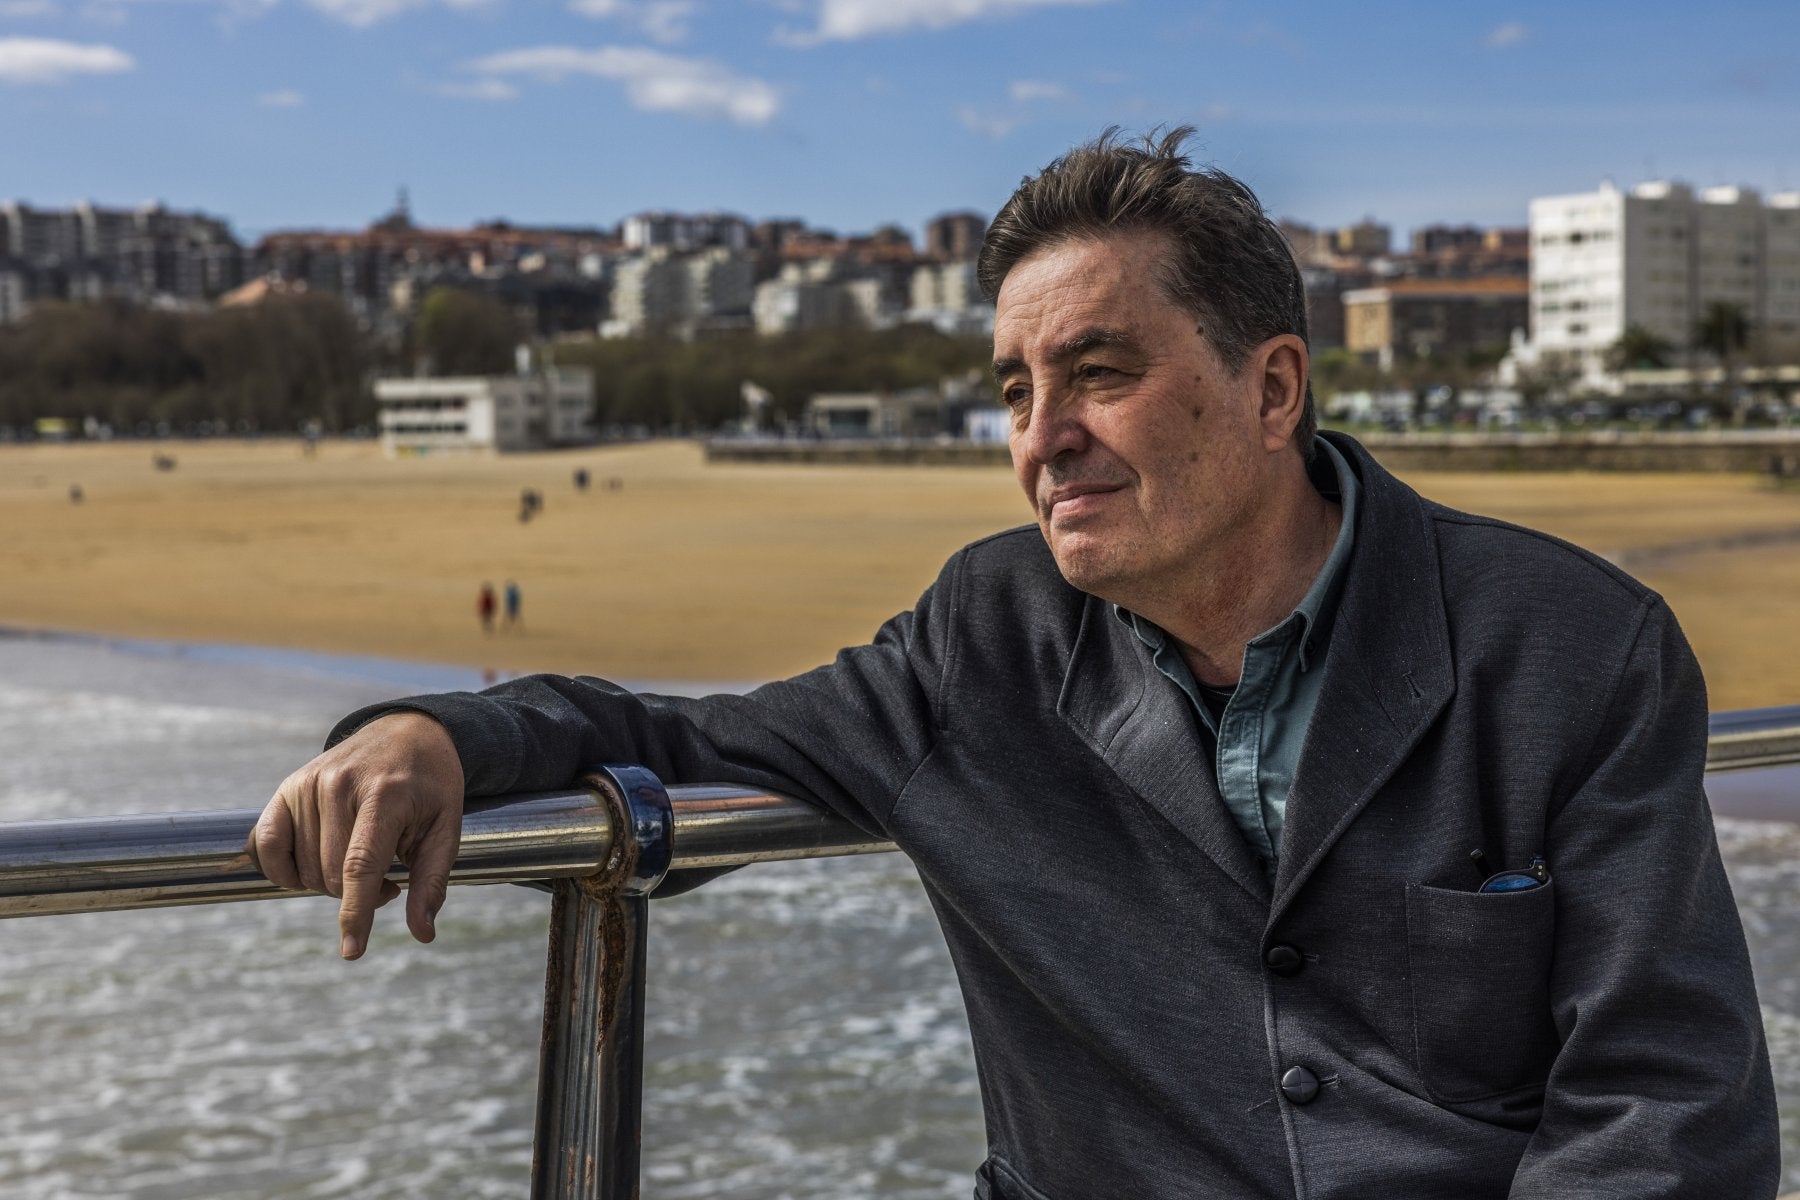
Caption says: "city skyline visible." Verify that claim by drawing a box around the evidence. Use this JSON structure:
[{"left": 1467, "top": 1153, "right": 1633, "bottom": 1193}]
[{"left": 2, "top": 0, "right": 1797, "bottom": 242}]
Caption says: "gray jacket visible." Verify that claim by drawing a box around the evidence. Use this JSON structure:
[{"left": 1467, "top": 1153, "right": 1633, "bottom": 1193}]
[{"left": 340, "top": 433, "right": 1778, "bottom": 1198}]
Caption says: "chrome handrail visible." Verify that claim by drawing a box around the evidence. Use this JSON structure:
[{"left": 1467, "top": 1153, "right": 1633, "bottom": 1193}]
[
  {"left": 0, "top": 705, "right": 1795, "bottom": 1198},
  {"left": 1706, "top": 705, "right": 1800, "bottom": 773},
  {"left": 0, "top": 780, "right": 892, "bottom": 920}
]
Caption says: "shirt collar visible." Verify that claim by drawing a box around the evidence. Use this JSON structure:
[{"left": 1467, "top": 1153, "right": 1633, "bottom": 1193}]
[{"left": 1112, "top": 436, "right": 1361, "bottom": 673}]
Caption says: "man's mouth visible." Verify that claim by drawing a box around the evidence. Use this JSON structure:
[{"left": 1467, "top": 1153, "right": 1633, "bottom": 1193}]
[{"left": 1044, "top": 482, "right": 1123, "bottom": 521}]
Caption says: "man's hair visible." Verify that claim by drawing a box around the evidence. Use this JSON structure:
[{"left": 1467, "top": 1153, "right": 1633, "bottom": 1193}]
[{"left": 978, "top": 126, "right": 1316, "bottom": 459}]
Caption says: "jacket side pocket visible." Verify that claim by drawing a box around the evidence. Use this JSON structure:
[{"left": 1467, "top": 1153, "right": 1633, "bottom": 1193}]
[
  {"left": 973, "top": 1155, "right": 1056, "bottom": 1200},
  {"left": 1405, "top": 879, "right": 1559, "bottom": 1107}
]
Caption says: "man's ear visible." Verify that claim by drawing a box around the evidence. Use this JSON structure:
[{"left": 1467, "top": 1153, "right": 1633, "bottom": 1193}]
[{"left": 1255, "top": 334, "right": 1309, "bottom": 452}]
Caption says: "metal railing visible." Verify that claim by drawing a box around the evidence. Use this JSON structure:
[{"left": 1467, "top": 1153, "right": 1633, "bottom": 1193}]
[{"left": 1, "top": 707, "right": 1798, "bottom": 1198}]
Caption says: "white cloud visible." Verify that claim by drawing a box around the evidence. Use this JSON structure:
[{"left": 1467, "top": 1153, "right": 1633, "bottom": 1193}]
[
  {"left": 956, "top": 104, "right": 1017, "bottom": 139},
  {"left": 783, "top": 0, "right": 1103, "bottom": 45},
  {"left": 568, "top": 0, "right": 693, "bottom": 44},
  {"left": 465, "top": 44, "right": 778, "bottom": 124},
  {"left": 304, "top": 0, "right": 414, "bottom": 23},
  {"left": 1007, "top": 78, "right": 1067, "bottom": 103},
  {"left": 0, "top": 1, "right": 60, "bottom": 18},
  {"left": 257, "top": 87, "right": 304, "bottom": 106},
  {"left": 302, "top": 0, "right": 490, "bottom": 27},
  {"left": 435, "top": 76, "right": 515, "bottom": 99},
  {"left": 0, "top": 35, "right": 131, "bottom": 83},
  {"left": 1484, "top": 21, "right": 1528, "bottom": 49}
]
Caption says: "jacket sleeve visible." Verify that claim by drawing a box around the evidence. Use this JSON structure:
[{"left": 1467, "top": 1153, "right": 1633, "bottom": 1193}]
[
  {"left": 1509, "top": 597, "right": 1779, "bottom": 1197},
  {"left": 325, "top": 549, "right": 962, "bottom": 842}
]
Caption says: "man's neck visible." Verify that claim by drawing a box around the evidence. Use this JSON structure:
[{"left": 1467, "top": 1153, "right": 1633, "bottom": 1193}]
[{"left": 1143, "top": 470, "right": 1341, "bottom": 689}]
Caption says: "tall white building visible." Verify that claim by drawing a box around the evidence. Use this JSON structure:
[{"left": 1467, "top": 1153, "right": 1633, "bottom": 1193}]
[{"left": 1529, "top": 180, "right": 1800, "bottom": 379}]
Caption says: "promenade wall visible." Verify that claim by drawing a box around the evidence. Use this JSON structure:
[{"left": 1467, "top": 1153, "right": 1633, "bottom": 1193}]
[{"left": 705, "top": 432, "right": 1800, "bottom": 473}]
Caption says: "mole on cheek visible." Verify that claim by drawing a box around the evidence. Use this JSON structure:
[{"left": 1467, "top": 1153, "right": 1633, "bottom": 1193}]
[
  {"left": 1188, "top": 452, "right": 1199, "bottom": 463},
  {"left": 1191, "top": 407, "right": 1202, "bottom": 419}
]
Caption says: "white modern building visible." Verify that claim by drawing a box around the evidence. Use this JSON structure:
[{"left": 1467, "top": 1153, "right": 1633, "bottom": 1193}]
[
  {"left": 374, "top": 367, "right": 595, "bottom": 455},
  {"left": 1527, "top": 180, "right": 1800, "bottom": 383}
]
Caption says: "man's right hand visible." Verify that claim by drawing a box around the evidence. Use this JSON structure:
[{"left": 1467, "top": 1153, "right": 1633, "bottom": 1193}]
[{"left": 251, "top": 711, "right": 466, "bottom": 961}]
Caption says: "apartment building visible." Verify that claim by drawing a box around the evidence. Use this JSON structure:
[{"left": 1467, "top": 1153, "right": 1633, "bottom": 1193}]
[
  {"left": 1343, "top": 277, "right": 1529, "bottom": 368},
  {"left": 604, "top": 246, "right": 754, "bottom": 338},
  {"left": 1528, "top": 179, "right": 1800, "bottom": 378},
  {"left": 908, "top": 260, "right": 993, "bottom": 334},
  {"left": 752, "top": 258, "right": 890, "bottom": 333},
  {"left": 924, "top": 211, "right": 987, "bottom": 261},
  {"left": 621, "top": 211, "right": 751, "bottom": 254},
  {"left": 0, "top": 200, "right": 244, "bottom": 317}
]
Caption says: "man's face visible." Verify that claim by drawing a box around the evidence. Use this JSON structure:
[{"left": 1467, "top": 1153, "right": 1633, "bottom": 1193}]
[{"left": 993, "top": 232, "right": 1272, "bottom": 606}]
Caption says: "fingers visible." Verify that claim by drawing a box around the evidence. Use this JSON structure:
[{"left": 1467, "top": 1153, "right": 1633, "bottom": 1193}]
[
  {"left": 264, "top": 712, "right": 466, "bottom": 960},
  {"left": 403, "top": 809, "right": 461, "bottom": 945},
  {"left": 250, "top": 785, "right": 301, "bottom": 891},
  {"left": 338, "top": 801, "right": 404, "bottom": 961},
  {"left": 319, "top": 769, "right": 358, "bottom": 899}
]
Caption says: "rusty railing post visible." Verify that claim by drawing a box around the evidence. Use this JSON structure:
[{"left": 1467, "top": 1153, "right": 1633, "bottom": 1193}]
[{"left": 530, "top": 765, "right": 673, "bottom": 1200}]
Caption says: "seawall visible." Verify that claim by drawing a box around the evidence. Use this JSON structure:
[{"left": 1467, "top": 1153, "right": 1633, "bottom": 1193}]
[{"left": 705, "top": 432, "right": 1800, "bottom": 473}]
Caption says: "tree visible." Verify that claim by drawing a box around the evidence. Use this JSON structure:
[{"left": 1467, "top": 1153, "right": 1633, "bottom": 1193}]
[
  {"left": 1607, "top": 324, "right": 1674, "bottom": 373},
  {"left": 1695, "top": 301, "right": 1753, "bottom": 424},
  {"left": 1695, "top": 301, "right": 1752, "bottom": 365},
  {"left": 413, "top": 287, "right": 520, "bottom": 376},
  {"left": 1512, "top": 350, "right": 1583, "bottom": 417}
]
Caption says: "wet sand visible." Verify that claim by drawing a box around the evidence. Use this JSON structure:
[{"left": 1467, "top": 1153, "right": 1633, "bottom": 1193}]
[{"left": 2, "top": 437, "right": 1797, "bottom": 708}]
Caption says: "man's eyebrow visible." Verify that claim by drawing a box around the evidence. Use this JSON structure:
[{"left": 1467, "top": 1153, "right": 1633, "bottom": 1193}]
[
  {"left": 991, "top": 328, "right": 1140, "bottom": 384},
  {"left": 1054, "top": 328, "right": 1139, "bottom": 360}
]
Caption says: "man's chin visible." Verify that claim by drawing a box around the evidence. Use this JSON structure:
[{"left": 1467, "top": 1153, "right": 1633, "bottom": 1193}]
[{"left": 1045, "top": 533, "right": 1128, "bottom": 598}]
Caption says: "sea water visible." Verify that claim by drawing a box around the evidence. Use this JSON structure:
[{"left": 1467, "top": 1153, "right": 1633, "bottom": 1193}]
[{"left": 0, "top": 630, "right": 1795, "bottom": 1196}]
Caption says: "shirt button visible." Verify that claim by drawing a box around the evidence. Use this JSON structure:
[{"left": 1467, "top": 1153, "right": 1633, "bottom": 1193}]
[
  {"left": 1265, "top": 943, "right": 1305, "bottom": 976},
  {"left": 1280, "top": 1066, "right": 1320, "bottom": 1105}
]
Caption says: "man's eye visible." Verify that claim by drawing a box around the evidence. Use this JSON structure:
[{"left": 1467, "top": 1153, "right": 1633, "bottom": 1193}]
[
  {"left": 1078, "top": 363, "right": 1116, "bottom": 381},
  {"left": 1005, "top": 385, "right": 1032, "bottom": 408}
]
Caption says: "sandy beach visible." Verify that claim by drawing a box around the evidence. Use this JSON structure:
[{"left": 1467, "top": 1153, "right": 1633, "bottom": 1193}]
[{"left": 2, "top": 436, "right": 1797, "bottom": 710}]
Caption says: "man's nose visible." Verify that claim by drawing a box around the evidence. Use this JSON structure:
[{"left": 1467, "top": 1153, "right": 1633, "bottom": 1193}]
[{"left": 1015, "top": 391, "right": 1088, "bottom": 466}]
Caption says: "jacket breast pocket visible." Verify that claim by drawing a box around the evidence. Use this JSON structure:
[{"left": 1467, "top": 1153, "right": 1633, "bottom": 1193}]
[{"left": 1405, "top": 879, "right": 1559, "bottom": 1107}]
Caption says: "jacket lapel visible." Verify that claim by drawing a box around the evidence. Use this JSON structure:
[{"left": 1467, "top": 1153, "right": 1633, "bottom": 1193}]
[
  {"left": 1059, "top": 594, "right": 1271, "bottom": 905},
  {"left": 1271, "top": 435, "right": 1455, "bottom": 918}
]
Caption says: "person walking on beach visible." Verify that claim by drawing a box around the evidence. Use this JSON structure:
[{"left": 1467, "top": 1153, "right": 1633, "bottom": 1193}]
[
  {"left": 476, "top": 582, "right": 496, "bottom": 634},
  {"left": 503, "top": 580, "right": 521, "bottom": 631},
  {"left": 256, "top": 129, "right": 1778, "bottom": 1198}
]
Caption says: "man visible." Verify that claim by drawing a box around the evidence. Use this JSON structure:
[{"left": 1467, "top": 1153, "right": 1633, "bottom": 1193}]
[{"left": 254, "top": 130, "right": 1778, "bottom": 1197}]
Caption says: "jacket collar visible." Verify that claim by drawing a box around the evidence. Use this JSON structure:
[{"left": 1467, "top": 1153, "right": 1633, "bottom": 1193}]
[{"left": 1055, "top": 432, "right": 1453, "bottom": 913}]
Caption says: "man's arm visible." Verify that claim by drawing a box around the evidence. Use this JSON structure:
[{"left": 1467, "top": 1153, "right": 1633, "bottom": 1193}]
[
  {"left": 252, "top": 554, "right": 958, "bottom": 959},
  {"left": 1510, "top": 598, "right": 1778, "bottom": 1196}
]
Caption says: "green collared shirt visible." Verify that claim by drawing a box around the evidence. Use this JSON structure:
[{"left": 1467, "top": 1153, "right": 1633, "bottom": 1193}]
[{"left": 1115, "top": 439, "right": 1360, "bottom": 880}]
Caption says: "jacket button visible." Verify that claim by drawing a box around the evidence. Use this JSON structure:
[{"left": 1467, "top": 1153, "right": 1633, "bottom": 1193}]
[
  {"left": 1280, "top": 1066, "right": 1320, "bottom": 1105},
  {"left": 1265, "top": 943, "right": 1304, "bottom": 976}
]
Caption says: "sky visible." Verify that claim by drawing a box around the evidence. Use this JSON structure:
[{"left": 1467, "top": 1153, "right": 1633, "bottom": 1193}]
[{"left": 1, "top": 0, "right": 1797, "bottom": 244}]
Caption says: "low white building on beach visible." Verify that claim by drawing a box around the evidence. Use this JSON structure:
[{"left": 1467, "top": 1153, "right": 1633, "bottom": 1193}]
[{"left": 373, "top": 367, "right": 595, "bottom": 455}]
